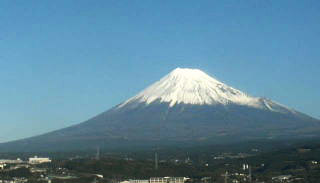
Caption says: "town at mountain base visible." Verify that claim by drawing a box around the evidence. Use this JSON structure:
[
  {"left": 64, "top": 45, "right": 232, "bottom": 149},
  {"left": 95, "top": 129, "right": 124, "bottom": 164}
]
[{"left": 1, "top": 68, "right": 319, "bottom": 152}]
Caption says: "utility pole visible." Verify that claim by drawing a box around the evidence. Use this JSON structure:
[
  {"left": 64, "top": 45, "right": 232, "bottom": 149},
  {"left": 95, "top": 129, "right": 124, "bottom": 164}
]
[
  {"left": 155, "top": 152, "right": 158, "bottom": 170},
  {"left": 224, "top": 171, "right": 228, "bottom": 183},
  {"left": 248, "top": 165, "right": 252, "bottom": 183},
  {"left": 96, "top": 146, "right": 100, "bottom": 160}
]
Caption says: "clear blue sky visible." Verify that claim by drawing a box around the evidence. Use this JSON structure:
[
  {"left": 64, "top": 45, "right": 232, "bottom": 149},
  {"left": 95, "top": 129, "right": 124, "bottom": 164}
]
[{"left": 1, "top": 0, "right": 319, "bottom": 142}]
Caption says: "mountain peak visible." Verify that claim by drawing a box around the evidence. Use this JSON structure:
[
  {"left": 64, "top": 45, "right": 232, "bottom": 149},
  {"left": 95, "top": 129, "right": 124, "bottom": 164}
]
[
  {"left": 168, "top": 68, "right": 222, "bottom": 84},
  {"left": 116, "top": 68, "right": 294, "bottom": 114},
  {"left": 118, "top": 68, "right": 262, "bottom": 108},
  {"left": 170, "top": 67, "right": 208, "bottom": 76}
]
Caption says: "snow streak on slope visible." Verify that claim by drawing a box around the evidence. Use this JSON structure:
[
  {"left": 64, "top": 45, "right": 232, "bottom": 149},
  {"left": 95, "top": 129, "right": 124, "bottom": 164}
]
[{"left": 118, "top": 68, "right": 294, "bottom": 113}]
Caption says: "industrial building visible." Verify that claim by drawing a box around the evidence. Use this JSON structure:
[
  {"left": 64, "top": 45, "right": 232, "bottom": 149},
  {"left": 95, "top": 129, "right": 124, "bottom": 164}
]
[{"left": 28, "top": 156, "right": 51, "bottom": 164}]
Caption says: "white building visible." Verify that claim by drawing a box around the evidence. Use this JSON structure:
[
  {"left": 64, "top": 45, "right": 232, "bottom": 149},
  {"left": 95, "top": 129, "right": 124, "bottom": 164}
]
[
  {"left": 121, "top": 177, "right": 189, "bottom": 183},
  {"left": 28, "top": 156, "right": 51, "bottom": 164},
  {"left": 272, "top": 175, "right": 292, "bottom": 182},
  {"left": 127, "top": 180, "right": 149, "bottom": 183},
  {"left": 0, "top": 158, "right": 23, "bottom": 164},
  {"left": 150, "top": 177, "right": 189, "bottom": 183}
]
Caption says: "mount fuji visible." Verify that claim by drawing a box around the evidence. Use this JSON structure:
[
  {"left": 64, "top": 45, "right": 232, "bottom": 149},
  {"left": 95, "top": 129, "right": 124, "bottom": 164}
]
[{"left": 1, "top": 68, "right": 319, "bottom": 151}]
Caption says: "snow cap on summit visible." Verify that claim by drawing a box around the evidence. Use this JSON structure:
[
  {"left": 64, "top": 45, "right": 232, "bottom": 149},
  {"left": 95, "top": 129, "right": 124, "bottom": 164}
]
[
  {"left": 168, "top": 68, "right": 222, "bottom": 84},
  {"left": 118, "top": 68, "right": 262, "bottom": 107},
  {"left": 116, "top": 68, "right": 294, "bottom": 114}
]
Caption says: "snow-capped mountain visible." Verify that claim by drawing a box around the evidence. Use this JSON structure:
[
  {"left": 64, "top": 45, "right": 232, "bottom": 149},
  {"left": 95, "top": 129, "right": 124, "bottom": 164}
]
[
  {"left": 119, "top": 68, "right": 256, "bottom": 107},
  {"left": 1, "top": 68, "right": 319, "bottom": 152},
  {"left": 118, "top": 68, "right": 294, "bottom": 114}
]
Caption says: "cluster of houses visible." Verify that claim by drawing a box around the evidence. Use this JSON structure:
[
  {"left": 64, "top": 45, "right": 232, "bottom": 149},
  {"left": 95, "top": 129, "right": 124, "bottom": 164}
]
[
  {"left": 0, "top": 156, "right": 51, "bottom": 170},
  {"left": 0, "top": 177, "right": 28, "bottom": 183}
]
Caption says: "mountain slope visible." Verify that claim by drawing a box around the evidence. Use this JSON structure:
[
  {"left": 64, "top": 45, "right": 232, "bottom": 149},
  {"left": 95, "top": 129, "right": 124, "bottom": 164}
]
[{"left": 1, "top": 68, "right": 319, "bottom": 152}]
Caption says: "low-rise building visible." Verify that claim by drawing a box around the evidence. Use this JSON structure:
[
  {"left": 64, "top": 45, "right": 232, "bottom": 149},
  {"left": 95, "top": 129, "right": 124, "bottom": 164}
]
[
  {"left": 150, "top": 177, "right": 188, "bottom": 183},
  {"left": 272, "top": 175, "right": 292, "bottom": 182},
  {"left": 121, "top": 177, "right": 189, "bottom": 183},
  {"left": 30, "top": 167, "right": 47, "bottom": 173},
  {"left": 128, "top": 180, "right": 149, "bottom": 183},
  {"left": 0, "top": 159, "right": 23, "bottom": 164},
  {"left": 28, "top": 156, "right": 51, "bottom": 164}
]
